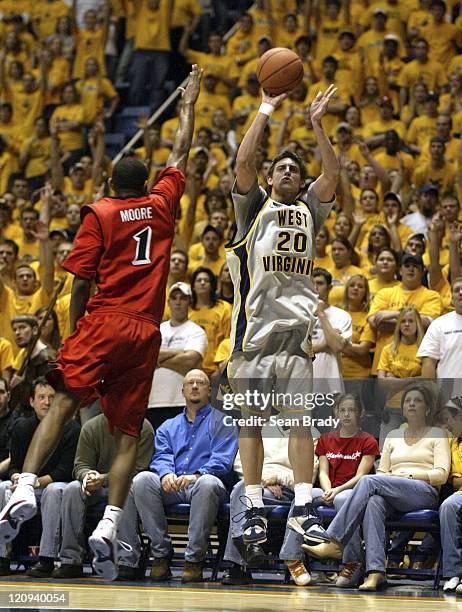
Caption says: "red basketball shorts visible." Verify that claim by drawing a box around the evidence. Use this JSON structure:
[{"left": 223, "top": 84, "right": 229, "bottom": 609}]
[{"left": 50, "top": 310, "right": 161, "bottom": 437}]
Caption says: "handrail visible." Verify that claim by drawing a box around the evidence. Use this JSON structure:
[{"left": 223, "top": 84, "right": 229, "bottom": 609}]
[{"left": 112, "top": 16, "right": 241, "bottom": 163}]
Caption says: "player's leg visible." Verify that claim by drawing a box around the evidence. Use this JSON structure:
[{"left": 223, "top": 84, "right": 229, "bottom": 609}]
[
  {"left": 0, "top": 392, "right": 78, "bottom": 545},
  {"left": 237, "top": 426, "right": 267, "bottom": 544},
  {"left": 89, "top": 428, "right": 139, "bottom": 581},
  {"left": 228, "top": 352, "right": 268, "bottom": 545}
]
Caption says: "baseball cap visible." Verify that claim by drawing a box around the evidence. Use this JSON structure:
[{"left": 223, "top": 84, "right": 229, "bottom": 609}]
[
  {"left": 420, "top": 184, "right": 439, "bottom": 194},
  {"left": 336, "top": 122, "right": 352, "bottom": 132},
  {"left": 427, "top": 91, "right": 439, "bottom": 103},
  {"left": 401, "top": 253, "right": 424, "bottom": 268},
  {"left": 258, "top": 35, "right": 272, "bottom": 44},
  {"left": 192, "top": 146, "right": 209, "bottom": 157},
  {"left": 70, "top": 163, "right": 85, "bottom": 173},
  {"left": 169, "top": 282, "right": 192, "bottom": 297},
  {"left": 383, "top": 191, "right": 402, "bottom": 206},
  {"left": 384, "top": 34, "right": 400, "bottom": 43},
  {"left": 373, "top": 7, "right": 388, "bottom": 15},
  {"left": 49, "top": 229, "right": 68, "bottom": 240},
  {"left": 339, "top": 30, "right": 356, "bottom": 39}
]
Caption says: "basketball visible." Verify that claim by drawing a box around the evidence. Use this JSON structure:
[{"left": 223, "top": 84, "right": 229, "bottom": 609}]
[{"left": 256, "top": 48, "right": 304, "bottom": 95}]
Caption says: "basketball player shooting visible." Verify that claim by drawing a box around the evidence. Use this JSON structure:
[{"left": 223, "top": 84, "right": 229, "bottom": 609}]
[
  {"left": 226, "top": 84, "right": 339, "bottom": 548},
  {"left": 0, "top": 65, "right": 203, "bottom": 581}
]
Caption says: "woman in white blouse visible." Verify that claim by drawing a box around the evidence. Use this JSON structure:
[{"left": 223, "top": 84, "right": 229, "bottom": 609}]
[{"left": 302, "top": 384, "right": 451, "bottom": 591}]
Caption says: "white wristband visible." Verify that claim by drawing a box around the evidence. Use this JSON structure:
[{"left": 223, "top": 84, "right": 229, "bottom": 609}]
[{"left": 259, "top": 102, "right": 275, "bottom": 116}]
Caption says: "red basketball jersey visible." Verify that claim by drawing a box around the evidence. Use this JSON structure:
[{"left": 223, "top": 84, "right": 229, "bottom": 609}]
[{"left": 64, "top": 166, "right": 185, "bottom": 323}]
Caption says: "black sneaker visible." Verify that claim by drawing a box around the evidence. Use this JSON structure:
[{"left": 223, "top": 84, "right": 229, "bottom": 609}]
[
  {"left": 52, "top": 564, "right": 84, "bottom": 579},
  {"left": 0, "top": 557, "right": 11, "bottom": 576},
  {"left": 117, "top": 565, "right": 140, "bottom": 581},
  {"left": 221, "top": 564, "right": 252, "bottom": 585},
  {"left": 241, "top": 507, "right": 268, "bottom": 545},
  {"left": 287, "top": 503, "right": 329, "bottom": 545},
  {"left": 27, "top": 558, "right": 55, "bottom": 577}
]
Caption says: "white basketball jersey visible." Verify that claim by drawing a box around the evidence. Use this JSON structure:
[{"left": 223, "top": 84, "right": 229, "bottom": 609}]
[{"left": 226, "top": 181, "right": 334, "bottom": 355}]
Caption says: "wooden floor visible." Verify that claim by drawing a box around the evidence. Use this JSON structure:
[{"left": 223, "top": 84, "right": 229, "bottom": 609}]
[{"left": 0, "top": 577, "right": 462, "bottom": 611}]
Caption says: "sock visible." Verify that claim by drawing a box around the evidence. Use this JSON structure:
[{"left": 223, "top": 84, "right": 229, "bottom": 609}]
[
  {"left": 294, "top": 483, "right": 312, "bottom": 506},
  {"left": 102, "top": 505, "right": 123, "bottom": 530},
  {"left": 18, "top": 473, "right": 37, "bottom": 488},
  {"left": 245, "top": 484, "right": 264, "bottom": 508}
]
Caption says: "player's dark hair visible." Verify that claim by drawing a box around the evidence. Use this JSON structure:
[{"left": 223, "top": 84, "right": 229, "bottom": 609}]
[
  {"left": 267, "top": 150, "right": 307, "bottom": 182},
  {"left": 111, "top": 157, "right": 148, "bottom": 195},
  {"left": 191, "top": 267, "right": 218, "bottom": 308},
  {"left": 1, "top": 239, "right": 19, "bottom": 257},
  {"left": 30, "top": 376, "right": 55, "bottom": 401},
  {"left": 312, "top": 267, "right": 332, "bottom": 286}
]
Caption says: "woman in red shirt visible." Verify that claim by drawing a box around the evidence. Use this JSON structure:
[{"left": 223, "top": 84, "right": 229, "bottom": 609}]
[{"left": 313, "top": 394, "right": 380, "bottom": 587}]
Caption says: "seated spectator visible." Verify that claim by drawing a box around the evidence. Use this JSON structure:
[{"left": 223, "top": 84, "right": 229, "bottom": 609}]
[
  {"left": 188, "top": 267, "right": 231, "bottom": 377},
  {"left": 304, "top": 384, "right": 451, "bottom": 591},
  {"left": 329, "top": 238, "right": 362, "bottom": 289},
  {"left": 10, "top": 315, "right": 56, "bottom": 413},
  {"left": 223, "top": 423, "right": 320, "bottom": 587},
  {"left": 312, "top": 394, "right": 380, "bottom": 588},
  {"left": 377, "top": 307, "right": 424, "bottom": 446},
  {"left": 147, "top": 282, "right": 207, "bottom": 430},
  {"left": 35, "top": 307, "right": 61, "bottom": 353},
  {"left": 418, "top": 276, "right": 462, "bottom": 397},
  {"left": 0, "top": 378, "right": 14, "bottom": 479},
  {"left": 368, "top": 252, "right": 442, "bottom": 374},
  {"left": 312, "top": 268, "right": 352, "bottom": 393},
  {"left": 0, "top": 377, "right": 80, "bottom": 577},
  {"left": 52, "top": 413, "right": 153, "bottom": 579},
  {"left": 437, "top": 399, "right": 462, "bottom": 592},
  {"left": 122, "top": 369, "right": 237, "bottom": 583},
  {"left": 217, "top": 263, "right": 233, "bottom": 305}
]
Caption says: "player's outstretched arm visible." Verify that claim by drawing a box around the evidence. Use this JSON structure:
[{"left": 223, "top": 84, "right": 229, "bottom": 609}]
[
  {"left": 166, "top": 64, "right": 203, "bottom": 176},
  {"left": 310, "top": 85, "right": 340, "bottom": 202},
  {"left": 235, "top": 89, "right": 286, "bottom": 195}
]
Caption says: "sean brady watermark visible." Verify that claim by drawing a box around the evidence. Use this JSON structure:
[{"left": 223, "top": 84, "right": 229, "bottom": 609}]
[{"left": 223, "top": 413, "right": 340, "bottom": 429}]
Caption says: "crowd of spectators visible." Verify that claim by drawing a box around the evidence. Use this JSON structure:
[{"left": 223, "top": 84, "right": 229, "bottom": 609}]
[{"left": 0, "top": 0, "right": 461, "bottom": 594}]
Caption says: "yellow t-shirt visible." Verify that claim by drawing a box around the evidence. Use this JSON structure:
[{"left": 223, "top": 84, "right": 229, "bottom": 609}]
[
  {"left": 412, "top": 162, "right": 457, "bottom": 196},
  {"left": 359, "top": 1, "right": 413, "bottom": 40},
  {"left": 31, "top": 1, "right": 69, "bottom": 40},
  {"left": 396, "top": 59, "right": 447, "bottom": 92},
  {"left": 307, "top": 79, "right": 350, "bottom": 137},
  {"left": 363, "top": 118, "right": 406, "bottom": 141},
  {"left": 72, "top": 28, "right": 106, "bottom": 79},
  {"left": 21, "top": 136, "right": 51, "bottom": 179},
  {"left": 0, "top": 337, "right": 14, "bottom": 372},
  {"left": 189, "top": 301, "right": 231, "bottom": 375},
  {"left": 62, "top": 177, "right": 93, "bottom": 206},
  {"left": 406, "top": 115, "right": 437, "bottom": 149},
  {"left": 51, "top": 104, "right": 85, "bottom": 152},
  {"left": 194, "top": 91, "right": 231, "bottom": 130},
  {"left": 0, "top": 151, "right": 15, "bottom": 195},
  {"left": 187, "top": 242, "right": 226, "bottom": 278},
  {"left": 55, "top": 292, "right": 71, "bottom": 340},
  {"left": 184, "top": 50, "right": 234, "bottom": 95},
  {"left": 0, "top": 286, "right": 50, "bottom": 354},
  {"left": 340, "top": 309, "right": 375, "bottom": 379},
  {"left": 214, "top": 337, "right": 231, "bottom": 364},
  {"left": 377, "top": 341, "right": 422, "bottom": 408},
  {"left": 420, "top": 21, "right": 458, "bottom": 67},
  {"left": 368, "top": 284, "right": 442, "bottom": 373},
  {"left": 161, "top": 116, "right": 179, "bottom": 145},
  {"left": 9, "top": 89, "right": 43, "bottom": 138},
  {"left": 171, "top": 0, "right": 202, "bottom": 29},
  {"left": 368, "top": 277, "right": 399, "bottom": 301},
  {"left": 227, "top": 28, "right": 259, "bottom": 78},
  {"left": 330, "top": 264, "right": 363, "bottom": 288},
  {"left": 315, "top": 15, "right": 346, "bottom": 61},
  {"left": 134, "top": 0, "right": 171, "bottom": 51},
  {"left": 76, "top": 77, "right": 117, "bottom": 124}
]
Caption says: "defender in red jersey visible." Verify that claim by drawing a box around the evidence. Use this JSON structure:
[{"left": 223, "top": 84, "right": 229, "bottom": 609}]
[{"left": 0, "top": 65, "right": 203, "bottom": 581}]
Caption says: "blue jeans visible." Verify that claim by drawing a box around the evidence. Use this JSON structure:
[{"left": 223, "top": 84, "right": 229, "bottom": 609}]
[
  {"left": 123, "top": 471, "right": 229, "bottom": 564},
  {"left": 128, "top": 50, "right": 170, "bottom": 110},
  {"left": 326, "top": 475, "right": 438, "bottom": 573},
  {"left": 439, "top": 492, "right": 462, "bottom": 577}
]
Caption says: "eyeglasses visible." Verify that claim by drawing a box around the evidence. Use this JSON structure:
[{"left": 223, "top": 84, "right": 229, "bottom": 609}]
[{"left": 184, "top": 381, "right": 208, "bottom": 388}]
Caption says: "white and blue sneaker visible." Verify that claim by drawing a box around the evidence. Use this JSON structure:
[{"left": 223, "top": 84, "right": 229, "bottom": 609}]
[
  {"left": 0, "top": 484, "right": 37, "bottom": 545},
  {"left": 287, "top": 503, "right": 329, "bottom": 545}
]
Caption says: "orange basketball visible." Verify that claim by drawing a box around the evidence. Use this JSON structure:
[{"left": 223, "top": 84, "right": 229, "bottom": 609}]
[{"left": 256, "top": 48, "right": 304, "bottom": 95}]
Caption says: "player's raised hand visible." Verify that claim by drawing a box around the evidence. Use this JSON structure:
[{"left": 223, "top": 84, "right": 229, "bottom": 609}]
[
  {"left": 310, "top": 84, "right": 337, "bottom": 125},
  {"left": 262, "top": 89, "right": 287, "bottom": 109},
  {"left": 181, "top": 64, "right": 203, "bottom": 105}
]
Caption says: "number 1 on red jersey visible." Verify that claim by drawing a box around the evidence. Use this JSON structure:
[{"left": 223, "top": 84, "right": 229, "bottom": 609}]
[{"left": 132, "top": 227, "right": 152, "bottom": 265}]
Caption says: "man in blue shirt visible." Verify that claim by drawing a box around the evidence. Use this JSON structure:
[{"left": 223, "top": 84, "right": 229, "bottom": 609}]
[{"left": 119, "top": 369, "right": 237, "bottom": 583}]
